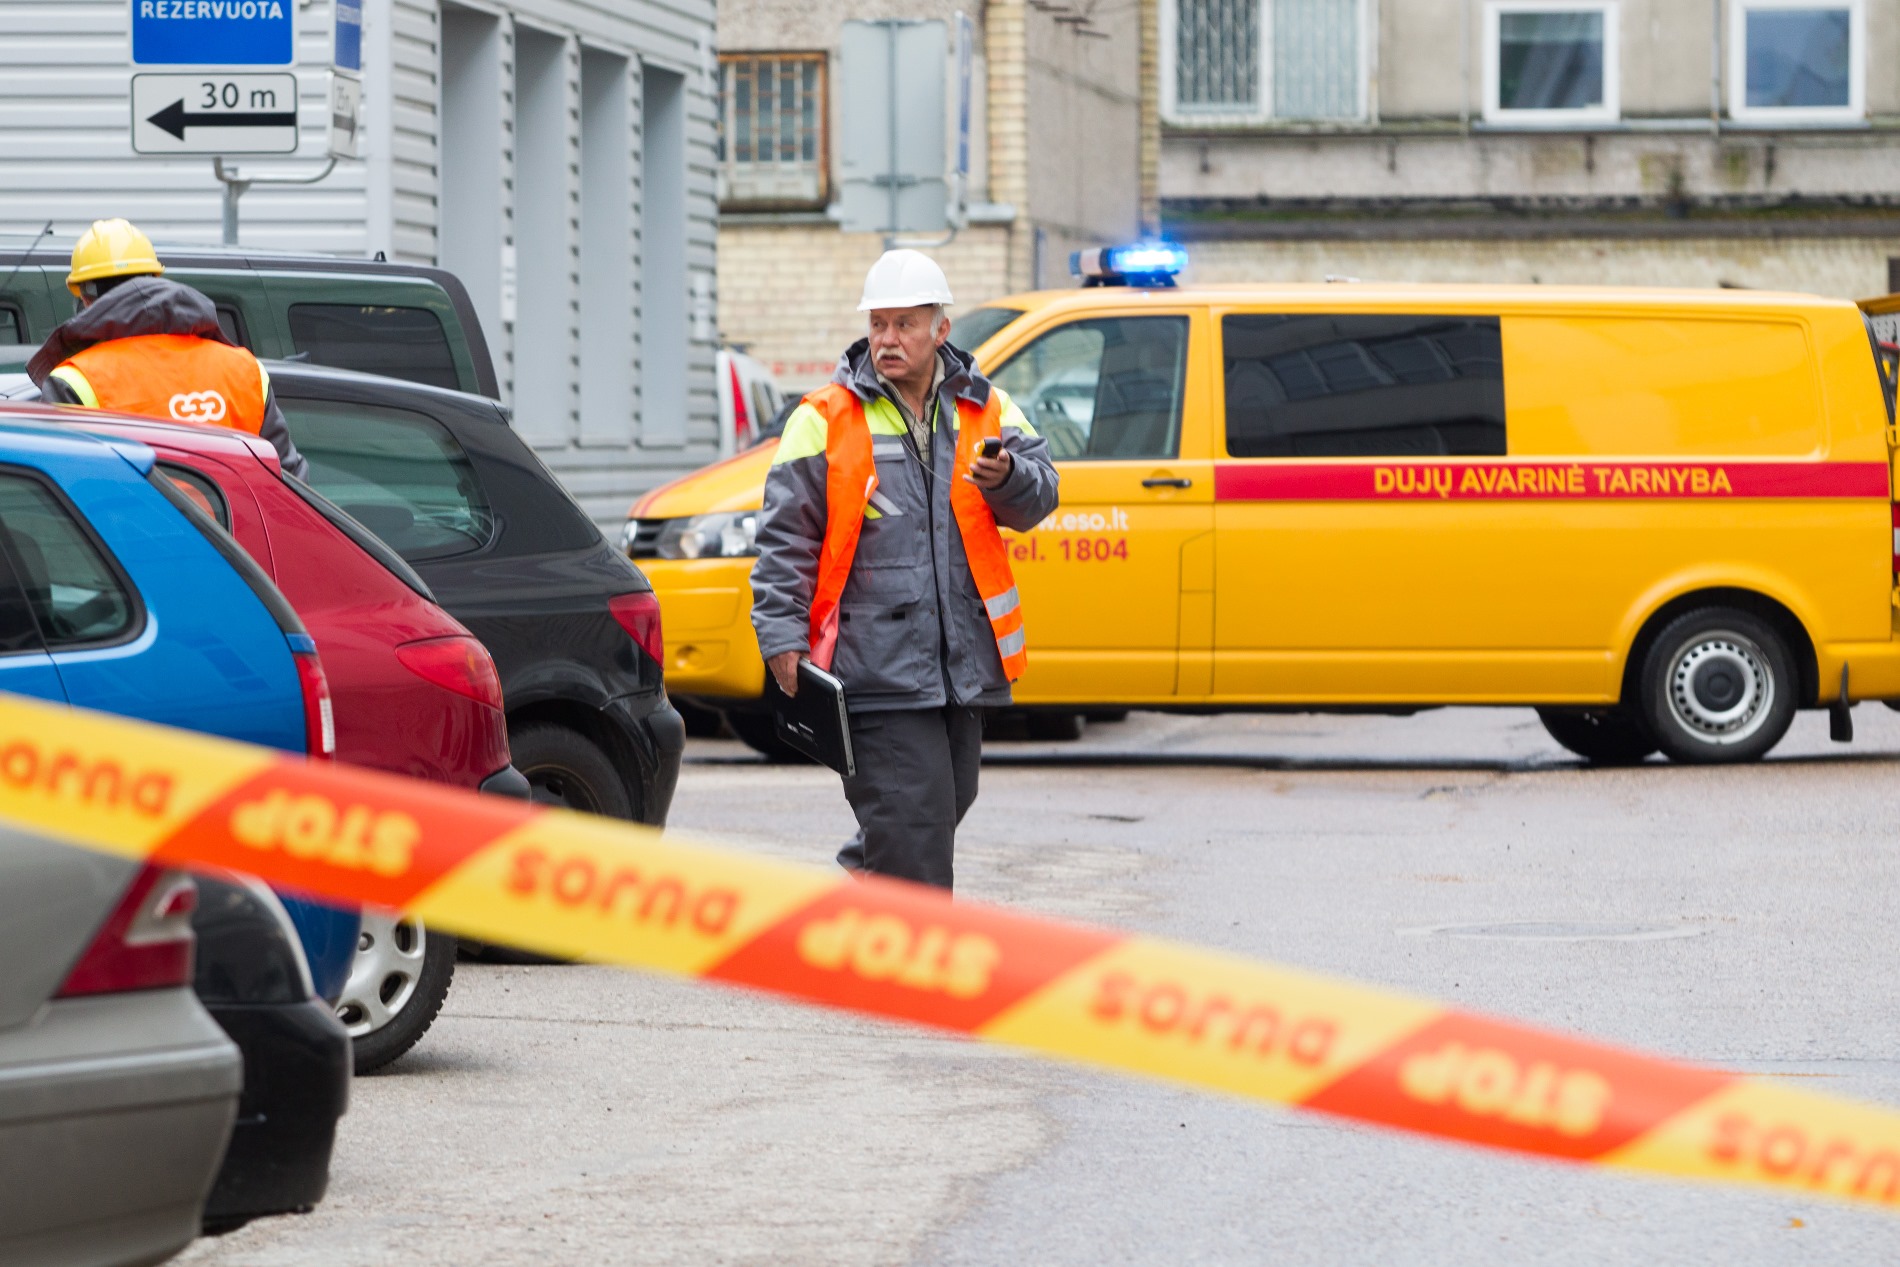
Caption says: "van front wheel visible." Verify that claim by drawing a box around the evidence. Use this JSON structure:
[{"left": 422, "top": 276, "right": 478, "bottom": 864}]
[
  {"left": 1535, "top": 707, "right": 1657, "bottom": 765},
  {"left": 1637, "top": 608, "right": 1797, "bottom": 764}
]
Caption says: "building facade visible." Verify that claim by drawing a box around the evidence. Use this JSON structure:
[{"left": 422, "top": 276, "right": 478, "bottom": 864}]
[
  {"left": 716, "top": 0, "right": 1148, "bottom": 390},
  {"left": 1156, "top": 0, "right": 1900, "bottom": 297},
  {"left": 0, "top": 0, "right": 721, "bottom": 525}
]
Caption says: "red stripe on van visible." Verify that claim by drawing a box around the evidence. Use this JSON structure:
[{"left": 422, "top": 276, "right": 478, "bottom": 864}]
[{"left": 1215, "top": 461, "right": 1889, "bottom": 503}]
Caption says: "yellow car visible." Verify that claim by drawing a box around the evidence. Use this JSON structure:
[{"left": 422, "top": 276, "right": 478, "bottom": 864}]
[{"left": 627, "top": 248, "right": 1900, "bottom": 765}]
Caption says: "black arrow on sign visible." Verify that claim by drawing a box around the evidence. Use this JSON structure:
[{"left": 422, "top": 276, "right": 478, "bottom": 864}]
[{"left": 147, "top": 99, "right": 296, "bottom": 141}]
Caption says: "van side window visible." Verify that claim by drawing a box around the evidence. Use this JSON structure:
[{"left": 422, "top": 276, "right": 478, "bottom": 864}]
[
  {"left": 989, "top": 317, "right": 1189, "bottom": 460},
  {"left": 277, "top": 398, "right": 494, "bottom": 560},
  {"left": 0, "top": 475, "right": 137, "bottom": 648},
  {"left": 287, "top": 304, "right": 460, "bottom": 391},
  {"left": 214, "top": 305, "right": 249, "bottom": 348},
  {"left": 1222, "top": 315, "right": 1506, "bottom": 458},
  {"left": 0, "top": 303, "right": 24, "bottom": 344}
]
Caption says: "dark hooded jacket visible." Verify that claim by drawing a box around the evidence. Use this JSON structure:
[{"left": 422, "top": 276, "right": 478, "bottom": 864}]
[
  {"left": 28, "top": 276, "right": 308, "bottom": 478},
  {"left": 750, "top": 338, "right": 1059, "bottom": 712}
]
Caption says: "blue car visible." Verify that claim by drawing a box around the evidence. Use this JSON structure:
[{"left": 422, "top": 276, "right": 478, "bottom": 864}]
[{"left": 0, "top": 415, "right": 358, "bottom": 995}]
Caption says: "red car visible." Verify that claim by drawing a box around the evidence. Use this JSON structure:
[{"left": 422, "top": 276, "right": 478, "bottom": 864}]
[{"left": 75, "top": 413, "right": 517, "bottom": 1072}]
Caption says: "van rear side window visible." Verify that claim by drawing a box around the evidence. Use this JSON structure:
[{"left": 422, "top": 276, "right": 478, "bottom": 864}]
[
  {"left": 1222, "top": 315, "right": 1506, "bottom": 458},
  {"left": 287, "top": 304, "right": 460, "bottom": 391},
  {"left": 1506, "top": 317, "right": 1822, "bottom": 456}
]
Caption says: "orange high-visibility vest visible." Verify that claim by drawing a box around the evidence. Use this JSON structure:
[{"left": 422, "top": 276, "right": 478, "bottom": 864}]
[
  {"left": 804, "top": 383, "right": 1027, "bottom": 681},
  {"left": 54, "top": 334, "right": 269, "bottom": 435}
]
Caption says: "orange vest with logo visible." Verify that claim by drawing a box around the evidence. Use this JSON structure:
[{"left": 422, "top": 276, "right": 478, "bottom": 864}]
[
  {"left": 803, "top": 383, "right": 1027, "bottom": 681},
  {"left": 58, "top": 334, "right": 268, "bottom": 434}
]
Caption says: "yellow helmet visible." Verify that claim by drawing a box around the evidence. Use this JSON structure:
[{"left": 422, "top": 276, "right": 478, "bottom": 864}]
[{"left": 66, "top": 218, "right": 165, "bottom": 297}]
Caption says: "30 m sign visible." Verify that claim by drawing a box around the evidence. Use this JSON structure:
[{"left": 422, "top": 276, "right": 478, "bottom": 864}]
[{"left": 131, "top": 72, "right": 299, "bottom": 155}]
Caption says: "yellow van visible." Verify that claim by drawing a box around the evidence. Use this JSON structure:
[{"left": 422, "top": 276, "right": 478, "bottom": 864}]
[{"left": 627, "top": 255, "right": 1900, "bottom": 766}]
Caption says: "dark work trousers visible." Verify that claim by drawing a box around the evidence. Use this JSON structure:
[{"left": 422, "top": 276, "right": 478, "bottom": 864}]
[{"left": 835, "top": 705, "right": 982, "bottom": 890}]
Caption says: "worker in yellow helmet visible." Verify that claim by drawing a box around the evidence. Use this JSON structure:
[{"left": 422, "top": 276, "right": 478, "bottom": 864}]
[{"left": 25, "top": 219, "right": 308, "bottom": 478}]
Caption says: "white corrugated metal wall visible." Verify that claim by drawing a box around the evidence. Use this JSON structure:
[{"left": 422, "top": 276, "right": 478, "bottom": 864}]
[{"left": 0, "top": 0, "right": 722, "bottom": 526}]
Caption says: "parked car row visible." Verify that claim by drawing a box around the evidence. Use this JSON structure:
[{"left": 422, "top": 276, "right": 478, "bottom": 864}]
[{"left": 0, "top": 347, "right": 683, "bottom": 1260}]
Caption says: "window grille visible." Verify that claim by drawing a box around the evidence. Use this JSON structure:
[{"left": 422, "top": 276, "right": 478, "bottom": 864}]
[
  {"left": 718, "top": 53, "right": 826, "bottom": 208},
  {"left": 1170, "top": 0, "right": 1363, "bottom": 122},
  {"left": 1175, "top": 0, "right": 1260, "bottom": 113}
]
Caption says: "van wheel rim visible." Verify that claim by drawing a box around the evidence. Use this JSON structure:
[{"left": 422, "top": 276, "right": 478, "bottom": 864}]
[
  {"left": 336, "top": 910, "right": 426, "bottom": 1037},
  {"left": 1667, "top": 633, "right": 1772, "bottom": 744}
]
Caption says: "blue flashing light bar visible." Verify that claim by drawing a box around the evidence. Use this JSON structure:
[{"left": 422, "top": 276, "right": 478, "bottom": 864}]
[{"left": 1070, "top": 242, "right": 1187, "bottom": 288}]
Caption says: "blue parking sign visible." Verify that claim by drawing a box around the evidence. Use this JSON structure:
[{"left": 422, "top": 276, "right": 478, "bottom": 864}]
[
  {"left": 333, "top": 0, "right": 362, "bottom": 72},
  {"left": 131, "top": 0, "right": 294, "bottom": 66}
]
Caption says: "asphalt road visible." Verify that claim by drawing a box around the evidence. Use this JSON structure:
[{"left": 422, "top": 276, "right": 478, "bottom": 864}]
[{"left": 180, "top": 706, "right": 1900, "bottom": 1265}]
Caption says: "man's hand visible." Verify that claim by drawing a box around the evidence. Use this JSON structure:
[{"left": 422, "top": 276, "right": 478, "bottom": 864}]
[
  {"left": 967, "top": 448, "right": 1013, "bottom": 490},
  {"left": 768, "top": 650, "right": 805, "bottom": 697}
]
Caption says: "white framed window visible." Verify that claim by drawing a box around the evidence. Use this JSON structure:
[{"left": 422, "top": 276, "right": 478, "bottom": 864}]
[
  {"left": 1162, "top": 0, "right": 1367, "bottom": 126},
  {"left": 717, "top": 52, "right": 827, "bottom": 208},
  {"left": 1483, "top": 2, "right": 1619, "bottom": 126},
  {"left": 1728, "top": 0, "right": 1864, "bottom": 125}
]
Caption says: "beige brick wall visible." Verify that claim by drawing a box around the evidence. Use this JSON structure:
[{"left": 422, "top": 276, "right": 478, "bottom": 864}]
[
  {"left": 1182, "top": 237, "right": 1900, "bottom": 300},
  {"left": 719, "top": 224, "right": 1016, "bottom": 390}
]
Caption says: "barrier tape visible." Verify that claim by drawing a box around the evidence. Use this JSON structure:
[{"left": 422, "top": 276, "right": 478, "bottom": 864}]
[{"left": 4, "top": 691, "right": 1899, "bottom": 1212}]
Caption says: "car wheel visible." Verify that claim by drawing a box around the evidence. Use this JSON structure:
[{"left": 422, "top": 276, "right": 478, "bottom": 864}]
[
  {"left": 338, "top": 910, "right": 455, "bottom": 1074},
  {"left": 1535, "top": 707, "right": 1658, "bottom": 765},
  {"left": 510, "top": 723, "right": 635, "bottom": 818},
  {"left": 725, "top": 709, "right": 813, "bottom": 763},
  {"left": 1085, "top": 709, "right": 1130, "bottom": 723},
  {"left": 1637, "top": 607, "right": 1797, "bottom": 764},
  {"left": 1026, "top": 711, "right": 1087, "bottom": 741}
]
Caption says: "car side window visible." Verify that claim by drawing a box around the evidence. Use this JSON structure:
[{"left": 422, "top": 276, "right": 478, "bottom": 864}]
[
  {"left": 1222, "top": 314, "right": 1506, "bottom": 458},
  {"left": 158, "top": 463, "right": 231, "bottom": 529},
  {"left": 0, "top": 474, "right": 137, "bottom": 648},
  {"left": 214, "top": 304, "right": 249, "bottom": 348},
  {"left": 277, "top": 398, "right": 495, "bottom": 560},
  {"left": 287, "top": 304, "right": 460, "bottom": 391},
  {"left": 989, "top": 316, "right": 1189, "bottom": 461}
]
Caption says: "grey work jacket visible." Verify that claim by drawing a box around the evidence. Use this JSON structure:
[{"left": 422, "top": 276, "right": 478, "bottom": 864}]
[{"left": 750, "top": 339, "right": 1060, "bottom": 712}]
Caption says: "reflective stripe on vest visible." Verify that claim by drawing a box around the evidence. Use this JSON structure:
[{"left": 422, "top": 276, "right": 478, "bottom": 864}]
[
  {"left": 804, "top": 383, "right": 1028, "bottom": 682},
  {"left": 57, "top": 334, "right": 269, "bottom": 435}
]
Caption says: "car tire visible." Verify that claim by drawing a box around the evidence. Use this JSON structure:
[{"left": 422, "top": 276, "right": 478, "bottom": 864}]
[
  {"left": 510, "top": 723, "right": 635, "bottom": 818},
  {"left": 1085, "top": 709, "right": 1130, "bottom": 723},
  {"left": 339, "top": 911, "right": 455, "bottom": 1075},
  {"left": 1026, "top": 711, "right": 1087, "bottom": 741},
  {"left": 1636, "top": 607, "right": 1798, "bottom": 765},
  {"left": 725, "top": 709, "right": 814, "bottom": 763},
  {"left": 1535, "top": 707, "right": 1658, "bottom": 765}
]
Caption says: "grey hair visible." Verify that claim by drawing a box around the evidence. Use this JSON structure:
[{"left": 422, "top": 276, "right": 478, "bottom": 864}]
[{"left": 931, "top": 304, "right": 950, "bottom": 336}]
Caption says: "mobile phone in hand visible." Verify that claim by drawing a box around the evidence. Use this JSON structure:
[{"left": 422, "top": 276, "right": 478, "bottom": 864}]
[{"left": 979, "top": 437, "right": 1002, "bottom": 460}]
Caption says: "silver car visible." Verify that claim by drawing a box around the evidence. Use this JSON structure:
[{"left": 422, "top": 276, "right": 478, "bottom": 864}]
[{"left": 0, "top": 835, "right": 242, "bottom": 1267}]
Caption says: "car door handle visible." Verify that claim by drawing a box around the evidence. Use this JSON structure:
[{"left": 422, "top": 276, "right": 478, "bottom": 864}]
[{"left": 1142, "top": 477, "right": 1192, "bottom": 489}]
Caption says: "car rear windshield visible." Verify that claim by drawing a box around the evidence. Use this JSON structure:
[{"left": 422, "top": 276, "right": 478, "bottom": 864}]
[
  {"left": 146, "top": 469, "right": 307, "bottom": 636},
  {"left": 277, "top": 398, "right": 495, "bottom": 561},
  {"left": 280, "top": 473, "right": 438, "bottom": 603},
  {"left": 287, "top": 303, "right": 460, "bottom": 391}
]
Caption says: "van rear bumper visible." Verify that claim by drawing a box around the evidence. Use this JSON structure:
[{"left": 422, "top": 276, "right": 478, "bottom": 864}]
[
  {"left": 641, "top": 558, "right": 766, "bottom": 700},
  {"left": 1820, "top": 641, "right": 1900, "bottom": 701}
]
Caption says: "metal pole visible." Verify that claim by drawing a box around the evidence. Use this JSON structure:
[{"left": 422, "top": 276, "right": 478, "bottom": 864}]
[
  {"left": 221, "top": 172, "right": 241, "bottom": 245},
  {"left": 887, "top": 22, "right": 900, "bottom": 235}
]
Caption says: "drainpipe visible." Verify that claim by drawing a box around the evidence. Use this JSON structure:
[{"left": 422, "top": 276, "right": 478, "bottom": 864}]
[
  {"left": 1460, "top": 0, "right": 1472, "bottom": 134},
  {"left": 1709, "top": 0, "right": 1723, "bottom": 135}
]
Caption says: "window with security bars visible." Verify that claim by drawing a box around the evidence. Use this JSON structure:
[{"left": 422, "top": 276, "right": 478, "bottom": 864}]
[
  {"left": 1169, "top": 0, "right": 1363, "bottom": 123},
  {"left": 718, "top": 53, "right": 827, "bottom": 208}
]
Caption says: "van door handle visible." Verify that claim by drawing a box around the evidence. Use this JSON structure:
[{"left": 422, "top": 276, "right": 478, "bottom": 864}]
[{"left": 1142, "top": 477, "right": 1192, "bottom": 489}]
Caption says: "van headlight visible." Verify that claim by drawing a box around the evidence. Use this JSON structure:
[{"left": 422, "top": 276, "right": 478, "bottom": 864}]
[{"left": 655, "top": 512, "right": 759, "bottom": 559}]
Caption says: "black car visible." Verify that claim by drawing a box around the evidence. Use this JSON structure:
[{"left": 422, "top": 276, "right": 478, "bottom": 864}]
[
  {"left": 192, "top": 874, "right": 351, "bottom": 1234},
  {"left": 267, "top": 362, "right": 684, "bottom": 823}
]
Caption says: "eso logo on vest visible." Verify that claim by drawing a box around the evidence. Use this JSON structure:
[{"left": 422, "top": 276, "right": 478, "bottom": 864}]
[{"left": 169, "top": 390, "right": 228, "bottom": 423}]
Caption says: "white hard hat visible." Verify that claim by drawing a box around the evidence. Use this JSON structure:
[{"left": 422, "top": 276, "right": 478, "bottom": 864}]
[{"left": 858, "top": 249, "right": 954, "bottom": 311}]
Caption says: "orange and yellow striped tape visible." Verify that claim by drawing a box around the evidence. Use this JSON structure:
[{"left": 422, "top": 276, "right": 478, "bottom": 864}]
[{"left": 2, "top": 692, "right": 1896, "bottom": 1211}]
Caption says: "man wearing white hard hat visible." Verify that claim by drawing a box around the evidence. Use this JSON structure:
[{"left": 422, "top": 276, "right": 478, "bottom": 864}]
[{"left": 750, "top": 249, "right": 1059, "bottom": 890}]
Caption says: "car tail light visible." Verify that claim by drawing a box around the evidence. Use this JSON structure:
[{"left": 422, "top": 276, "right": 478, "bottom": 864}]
[
  {"left": 609, "top": 591, "right": 664, "bottom": 666},
  {"left": 397, "top": 635, "right": 505, "bottom": 710},
  {"left": 729, "top": 359, "right": 752, "bottom": 447},
  {"left": 56, "top": 866, "right": 198, "bottom": 998},
  {"left": 290, "top": 637, "right": 336, "bottom": 759}
]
